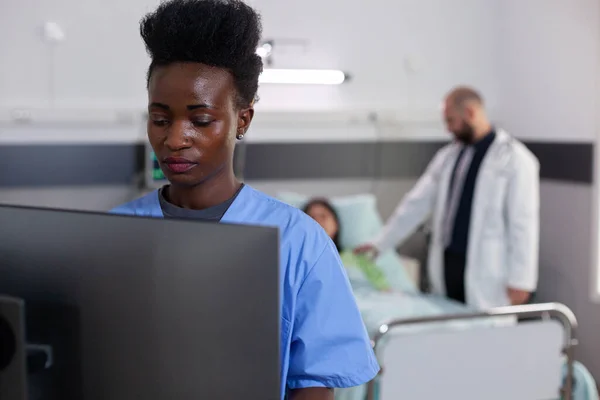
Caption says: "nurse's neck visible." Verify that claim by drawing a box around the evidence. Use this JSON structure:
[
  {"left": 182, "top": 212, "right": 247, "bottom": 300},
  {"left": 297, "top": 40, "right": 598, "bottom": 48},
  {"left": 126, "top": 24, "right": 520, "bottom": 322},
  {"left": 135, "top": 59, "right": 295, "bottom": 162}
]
[{"left": 166, "top": 169, "right": 241, "bottom": 210}]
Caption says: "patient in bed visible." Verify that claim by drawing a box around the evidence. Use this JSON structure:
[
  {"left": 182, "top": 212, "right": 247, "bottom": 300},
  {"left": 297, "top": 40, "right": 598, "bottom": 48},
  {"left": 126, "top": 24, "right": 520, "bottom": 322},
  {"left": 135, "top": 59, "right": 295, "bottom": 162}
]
[
  {"left": 302, "top": 197, "right": 479, "bottom": 327},
  {"left": 303, "top": 198, "right": 392, "bottom": 293},
  {"left": 303, "top": 197, "right": 531, "bottom": 400},
  {"left": 303, "top": 198, "right": 474, "bottom": 400},
  {"left": 305, "top": 196, "right": 598, "bottom": 400}
]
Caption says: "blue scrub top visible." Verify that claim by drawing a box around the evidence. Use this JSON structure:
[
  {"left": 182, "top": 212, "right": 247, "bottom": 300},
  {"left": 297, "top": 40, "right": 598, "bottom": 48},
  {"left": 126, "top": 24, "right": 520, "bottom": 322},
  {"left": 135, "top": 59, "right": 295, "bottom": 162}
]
[{"left": 111, "top": 185, "right": 380, "bottom": 398}]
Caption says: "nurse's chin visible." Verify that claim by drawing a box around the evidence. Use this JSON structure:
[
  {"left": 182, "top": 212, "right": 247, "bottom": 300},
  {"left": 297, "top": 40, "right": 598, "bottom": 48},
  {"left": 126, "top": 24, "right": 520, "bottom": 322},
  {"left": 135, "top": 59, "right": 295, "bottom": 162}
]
[{"left": 164, "top": 173, "right": 209, "bottom": 188}]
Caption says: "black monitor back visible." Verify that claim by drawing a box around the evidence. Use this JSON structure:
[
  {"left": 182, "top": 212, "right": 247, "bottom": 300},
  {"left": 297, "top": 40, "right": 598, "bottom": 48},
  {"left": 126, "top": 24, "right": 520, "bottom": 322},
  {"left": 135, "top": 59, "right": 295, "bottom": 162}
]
[{"left": 0, "top": 205, "right": 280, "bottom": 400}]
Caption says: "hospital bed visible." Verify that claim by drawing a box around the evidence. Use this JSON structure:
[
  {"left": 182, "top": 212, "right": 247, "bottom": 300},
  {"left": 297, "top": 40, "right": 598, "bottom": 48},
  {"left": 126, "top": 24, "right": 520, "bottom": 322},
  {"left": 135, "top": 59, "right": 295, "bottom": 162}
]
[
  {"left": 367, "top": 302, "right": 581, "bottom": 400},
  {"left": 339, "top": 298, "right": 597, "bottom": 400},
  {"left": 274, "top": 192, "right": 598, "bottom": 400}
]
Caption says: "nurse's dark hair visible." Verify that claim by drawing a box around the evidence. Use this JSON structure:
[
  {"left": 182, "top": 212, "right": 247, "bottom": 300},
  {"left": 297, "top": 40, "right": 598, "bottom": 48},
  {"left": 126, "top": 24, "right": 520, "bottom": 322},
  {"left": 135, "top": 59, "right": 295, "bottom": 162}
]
[
  {"left": 302, "top": 198, "right": 342, "bottom": 253},
  {"left": 140, "top": 0, "right": 263, "bottom": 108}
]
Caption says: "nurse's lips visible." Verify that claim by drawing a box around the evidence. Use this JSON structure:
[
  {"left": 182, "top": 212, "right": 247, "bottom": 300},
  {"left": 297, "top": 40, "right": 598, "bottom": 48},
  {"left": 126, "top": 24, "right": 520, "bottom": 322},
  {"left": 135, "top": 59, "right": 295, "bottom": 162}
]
[{"left": 163, "top": 157, "right": 197, "bottom": 173}]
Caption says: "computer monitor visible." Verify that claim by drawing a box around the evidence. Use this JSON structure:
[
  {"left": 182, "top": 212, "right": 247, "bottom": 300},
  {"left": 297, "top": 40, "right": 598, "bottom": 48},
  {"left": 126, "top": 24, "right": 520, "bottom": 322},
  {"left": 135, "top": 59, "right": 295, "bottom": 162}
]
[{"left": 0, "top": 205, "right": 280, "bottom": 400}]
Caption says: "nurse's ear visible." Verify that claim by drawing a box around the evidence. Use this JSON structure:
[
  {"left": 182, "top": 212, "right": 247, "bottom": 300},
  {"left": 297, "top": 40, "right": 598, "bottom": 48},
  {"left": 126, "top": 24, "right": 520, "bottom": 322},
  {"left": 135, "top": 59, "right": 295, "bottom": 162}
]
[{"left": 236, "top": 101, "right": 254, "bottom": 140}]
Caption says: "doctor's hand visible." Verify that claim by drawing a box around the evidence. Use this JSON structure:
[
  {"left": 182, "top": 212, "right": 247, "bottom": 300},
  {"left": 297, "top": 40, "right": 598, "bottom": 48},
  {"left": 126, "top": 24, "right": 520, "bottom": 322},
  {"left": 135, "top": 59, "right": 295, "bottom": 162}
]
[
  {"left": 507, "top": 288, "right": 531, "bottom": 305},
  {"left": 353, "top": 243, "right": 379, "bottom": 260}
]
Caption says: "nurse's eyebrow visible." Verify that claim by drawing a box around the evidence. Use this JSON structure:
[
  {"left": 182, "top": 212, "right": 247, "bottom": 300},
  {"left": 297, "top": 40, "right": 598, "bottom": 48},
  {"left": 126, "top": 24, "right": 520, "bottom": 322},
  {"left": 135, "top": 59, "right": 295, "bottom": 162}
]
[
  {"left": 149, "top": 102, "right": 169, "bottom": 110},
  {"left": 148, "top": 102, "right": 216, "bottom": 110},
  {"left": 187, "top": 104, "right": 215, "bottom": 110}
]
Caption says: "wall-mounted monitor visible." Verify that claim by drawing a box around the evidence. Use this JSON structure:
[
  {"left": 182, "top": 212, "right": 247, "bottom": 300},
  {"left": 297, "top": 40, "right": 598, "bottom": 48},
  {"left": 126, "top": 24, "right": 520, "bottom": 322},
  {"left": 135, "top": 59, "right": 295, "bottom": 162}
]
[{"left": 144, "top": 142, "right": 168, "bottom": 189}]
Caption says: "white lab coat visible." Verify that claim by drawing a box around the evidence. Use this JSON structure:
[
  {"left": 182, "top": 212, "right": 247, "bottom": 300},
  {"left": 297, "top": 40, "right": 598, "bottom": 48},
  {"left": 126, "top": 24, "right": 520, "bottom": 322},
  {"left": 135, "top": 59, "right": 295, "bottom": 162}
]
[{"left": 373, "top": 129, "right": 540, "bottom": 309}]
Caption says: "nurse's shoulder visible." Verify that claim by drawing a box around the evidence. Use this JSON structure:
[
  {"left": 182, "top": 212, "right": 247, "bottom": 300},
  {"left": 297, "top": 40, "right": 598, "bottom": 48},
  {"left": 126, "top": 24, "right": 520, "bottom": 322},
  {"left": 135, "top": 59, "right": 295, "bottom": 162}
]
[
  {"left": 243, "top": 187, "right": 380, "bottom": 389},
  {"left": 236, "top": 186, "right": 335, "bottom": 281},
  {"left": 110, "top": 190, "right": 161, "bottom": 217}
]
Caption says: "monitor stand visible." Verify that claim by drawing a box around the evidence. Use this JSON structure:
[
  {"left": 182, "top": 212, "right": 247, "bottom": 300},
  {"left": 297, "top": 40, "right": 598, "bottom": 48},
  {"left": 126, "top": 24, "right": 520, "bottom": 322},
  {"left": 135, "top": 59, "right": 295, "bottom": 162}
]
[{"left": 0, "top": 296, "right": 54, "bottom": 400}]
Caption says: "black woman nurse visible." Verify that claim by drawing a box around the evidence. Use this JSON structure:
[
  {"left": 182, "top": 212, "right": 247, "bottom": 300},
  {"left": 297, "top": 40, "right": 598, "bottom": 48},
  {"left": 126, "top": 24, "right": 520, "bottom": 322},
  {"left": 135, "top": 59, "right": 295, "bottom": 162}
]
[{"left": 110, "top": 1, "right": 379, "bottom": 399}]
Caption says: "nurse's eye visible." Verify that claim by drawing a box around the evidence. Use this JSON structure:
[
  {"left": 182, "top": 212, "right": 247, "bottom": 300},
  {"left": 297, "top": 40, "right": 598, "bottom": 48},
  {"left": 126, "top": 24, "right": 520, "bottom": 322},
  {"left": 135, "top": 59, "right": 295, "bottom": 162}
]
[
  {"left": 150, "top": 114, "right": 170, "bottom": 127},
  {"left": 191, "top": 119, "right": 213, "bottom": 128},
  {"left": 152, "top": 120, "right": 169, "bottom": 127}
]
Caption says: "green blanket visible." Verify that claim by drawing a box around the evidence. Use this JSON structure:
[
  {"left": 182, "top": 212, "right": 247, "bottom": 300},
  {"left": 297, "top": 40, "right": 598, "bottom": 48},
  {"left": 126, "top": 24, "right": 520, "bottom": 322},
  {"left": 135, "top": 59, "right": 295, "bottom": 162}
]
[{"left": 340, "top": 251, "right": 391, "bottom": 292}]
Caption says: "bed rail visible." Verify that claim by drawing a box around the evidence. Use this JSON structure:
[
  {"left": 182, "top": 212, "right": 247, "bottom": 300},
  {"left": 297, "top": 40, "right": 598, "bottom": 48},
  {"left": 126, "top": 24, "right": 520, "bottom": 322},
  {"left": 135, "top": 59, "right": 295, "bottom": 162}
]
[{"left": 366, "top": 302, "right": 578, "bottom": 400}]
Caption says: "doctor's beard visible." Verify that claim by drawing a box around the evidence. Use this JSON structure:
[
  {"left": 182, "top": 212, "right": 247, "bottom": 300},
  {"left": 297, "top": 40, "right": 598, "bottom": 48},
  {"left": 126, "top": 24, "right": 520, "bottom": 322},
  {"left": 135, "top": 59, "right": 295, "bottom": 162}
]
[{"left": 452, "top": 121, "right": 475, "bottom": 144}]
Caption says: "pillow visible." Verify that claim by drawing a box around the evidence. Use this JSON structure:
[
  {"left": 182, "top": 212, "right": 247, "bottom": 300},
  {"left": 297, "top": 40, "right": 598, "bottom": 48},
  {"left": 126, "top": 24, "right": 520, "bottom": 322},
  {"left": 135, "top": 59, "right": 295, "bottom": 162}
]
[
  {"left": 276, "top": 192, "right": 383, "bottom": 249},
  {"left": 276, "top": 191, "right": 418, "bottom": 293}
]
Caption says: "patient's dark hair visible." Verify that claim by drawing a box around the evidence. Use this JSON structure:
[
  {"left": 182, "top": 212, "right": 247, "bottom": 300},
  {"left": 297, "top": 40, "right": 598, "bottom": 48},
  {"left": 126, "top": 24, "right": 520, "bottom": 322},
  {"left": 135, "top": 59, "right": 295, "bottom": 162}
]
[
  {"left": 140, "top": 0, "right": 263, "bottom": 107},
  {"left": 303, "top": 198, "right": 342, "bottom": 252}
]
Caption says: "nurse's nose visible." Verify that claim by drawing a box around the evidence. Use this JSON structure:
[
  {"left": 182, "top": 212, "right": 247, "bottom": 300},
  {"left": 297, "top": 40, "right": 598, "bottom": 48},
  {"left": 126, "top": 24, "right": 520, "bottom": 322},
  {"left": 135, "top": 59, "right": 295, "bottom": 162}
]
[{"left": 164, "top": 119, "right": 192, "bottom": 151}]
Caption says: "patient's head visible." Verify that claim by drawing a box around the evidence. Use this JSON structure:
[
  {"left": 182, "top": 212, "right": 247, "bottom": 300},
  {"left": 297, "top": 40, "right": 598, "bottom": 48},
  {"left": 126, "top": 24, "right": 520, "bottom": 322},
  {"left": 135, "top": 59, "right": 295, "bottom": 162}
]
[{"left": 303, "top": 199, "right": 341, "bottom": 252}]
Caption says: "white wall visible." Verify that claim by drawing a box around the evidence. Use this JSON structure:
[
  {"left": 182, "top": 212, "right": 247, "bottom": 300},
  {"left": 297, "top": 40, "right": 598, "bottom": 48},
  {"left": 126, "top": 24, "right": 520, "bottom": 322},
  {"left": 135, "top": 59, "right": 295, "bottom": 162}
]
[
  {"left": 0, "top": 0, "right": 500, "bottom": 118},
  {"left": 496, "top": 0, "right": 600, "bottom": 379},
  {"left": 536, "top": 182, "right": 600, "bottom": 375},
  {"left": 254, "top": 0, "right": 501, "bottom": 112},
  {"left": 496, "top": 0, "right": 600, "bottom": 142}
]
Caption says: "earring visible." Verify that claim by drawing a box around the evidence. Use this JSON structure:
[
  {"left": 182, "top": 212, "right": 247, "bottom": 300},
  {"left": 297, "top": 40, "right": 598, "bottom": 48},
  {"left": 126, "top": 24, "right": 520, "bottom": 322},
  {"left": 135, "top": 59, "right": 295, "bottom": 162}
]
[{"left": 236, "top": 130, "right": 245, "bottom": 140}]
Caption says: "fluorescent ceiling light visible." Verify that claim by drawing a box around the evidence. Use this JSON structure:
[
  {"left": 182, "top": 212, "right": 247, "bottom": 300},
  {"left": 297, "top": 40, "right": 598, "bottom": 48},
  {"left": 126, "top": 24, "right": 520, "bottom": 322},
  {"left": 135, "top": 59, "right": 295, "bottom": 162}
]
[{"left": 259, "top": 69, "right": 347, "bottom": 85}]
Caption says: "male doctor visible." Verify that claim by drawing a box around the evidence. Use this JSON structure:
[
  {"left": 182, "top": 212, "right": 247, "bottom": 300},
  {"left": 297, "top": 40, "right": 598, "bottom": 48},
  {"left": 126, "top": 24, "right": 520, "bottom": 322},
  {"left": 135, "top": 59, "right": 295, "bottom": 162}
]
[{"left": 355, "top": 86, "right": 540, "bottom": 309}]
